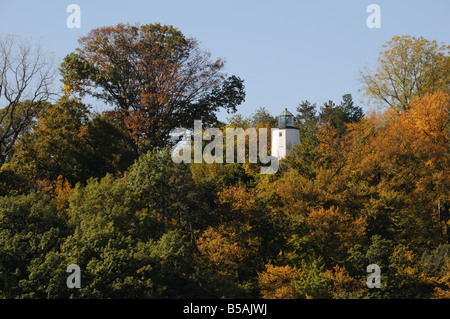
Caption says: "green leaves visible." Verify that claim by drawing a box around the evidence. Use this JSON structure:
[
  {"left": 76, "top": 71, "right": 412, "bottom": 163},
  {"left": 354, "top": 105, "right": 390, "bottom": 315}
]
[
  {"left": 0, "top": 30, "right": 449, "bottom": 300},
  {"left": 8, "top": 97, "right": 135, "bottom": 186},
  {"left": 0, "top": 192, "right": 69, "bottom": 298}
]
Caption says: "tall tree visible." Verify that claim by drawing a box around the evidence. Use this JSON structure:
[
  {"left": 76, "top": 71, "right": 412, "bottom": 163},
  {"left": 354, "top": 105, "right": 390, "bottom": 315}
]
[
  {"left": 0, "top": 35, "right": 56, "bottom": 165},
  {"left": 318, "top": 94, "right": 363, "bottom": 137},
  {"left": 360, "top": 35, "right": 450, "bottom": 110},
  {"left": 295, "top": 100, "right": 318, "bottom": 128},
  {"left": 61, "top": 23, "right": 245, "bottom": 154}
]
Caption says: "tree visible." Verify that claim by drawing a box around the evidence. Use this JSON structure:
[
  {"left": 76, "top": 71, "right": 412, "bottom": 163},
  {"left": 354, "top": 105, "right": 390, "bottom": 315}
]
[
  {"left": 318, "top": 94, "right": 363, "bottom": 137},
  {"left": 124, "top": 148, "right": 212, "bottom": 241},
  {"left": 375, "top": 92, "right": 449, "bottom": 245},
  {"left": 0, "top": 35, "right": 56, "bottom": 165},
  {"left": 250, "top": 107, "right": 277, "bottom": 128},
  {"left": 9, "top": 97, "right": 134, "bottom": 186},
  {"left": 258, "top": 264, "right": 301, "bottom": 299},
  {"left": 291, "top": 259, "right": 330, "bottom": 299},
  {"left": 295, "top": 100, "right": 318, "bottom": 128},
  {"left": 0, "top": 192, "right": 70, "bottom": 298},
  {"left": 340, "top": 94, "right": 364, "bottom": 123},
  {"left": 61, "top": 23, "right": 245, "bottom": 154},
  {"left": 227, "top": 114, "right": 250, "bottom": 128},
  {"left": 360, "top": 35, "right": 450, "bottom": 110},
  {"left": 195, "top": 226, "right": 249, "bottom": 297},
  {"left": 306, "top": 206, "right": 367, "bottom": 266},
  {"left": 324, "top": 265, "right": 364, "bottom": 299}
]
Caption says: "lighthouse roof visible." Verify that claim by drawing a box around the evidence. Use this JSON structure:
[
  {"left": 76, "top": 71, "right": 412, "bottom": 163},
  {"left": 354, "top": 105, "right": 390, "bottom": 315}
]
[
  {"left": 280, "top": 108, "right": 293, "bottom": 117},
  {"left": 278, "top": 108, "right": 295, "bottom": 128}
]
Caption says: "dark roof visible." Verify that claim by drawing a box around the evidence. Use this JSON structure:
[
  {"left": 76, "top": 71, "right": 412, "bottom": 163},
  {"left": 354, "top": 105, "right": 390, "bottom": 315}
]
[{"left": 280, "top": 108, "right": 293, "bottom": 116}]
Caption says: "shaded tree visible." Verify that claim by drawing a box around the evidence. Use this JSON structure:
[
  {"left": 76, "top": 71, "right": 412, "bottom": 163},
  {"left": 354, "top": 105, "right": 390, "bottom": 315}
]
[
  {"left": 0, "top": 192, "right": 70, "bottom": 298},
  {"left": 9, "top": 97, "right": 135, "bottom": 186},
  {"left": 319, "top": 94, "right": 363, "bottom": 137}
]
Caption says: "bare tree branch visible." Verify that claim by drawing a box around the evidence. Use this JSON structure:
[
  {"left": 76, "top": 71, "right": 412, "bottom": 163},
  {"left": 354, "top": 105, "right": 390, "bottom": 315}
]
[{"left": 0, "top": 35, "right": 56, "bottom": 165}]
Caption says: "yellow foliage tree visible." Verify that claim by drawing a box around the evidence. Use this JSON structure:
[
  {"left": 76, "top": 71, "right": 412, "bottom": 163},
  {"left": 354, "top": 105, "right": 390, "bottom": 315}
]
[
  {"left": 360, "top": 35, "right": 449, "bottom": 110},
  {"left": 258, "top": 264, "right": 302, "bottom": 299}
]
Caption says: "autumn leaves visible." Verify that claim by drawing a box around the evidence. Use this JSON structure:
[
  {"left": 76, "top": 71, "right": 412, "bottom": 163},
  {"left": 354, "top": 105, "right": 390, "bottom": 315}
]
[{"left": 0, "top": 23, "right": 449, "bottom": 299}]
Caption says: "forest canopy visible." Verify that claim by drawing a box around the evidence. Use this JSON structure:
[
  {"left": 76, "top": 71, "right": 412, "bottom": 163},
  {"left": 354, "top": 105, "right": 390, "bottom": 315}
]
[{"left": 0, "top": 27, "right": 449, "bottom": 299}]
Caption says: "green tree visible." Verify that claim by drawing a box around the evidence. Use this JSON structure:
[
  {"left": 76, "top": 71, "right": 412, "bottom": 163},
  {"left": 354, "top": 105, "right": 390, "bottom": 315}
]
[
  {"left": 9, "top": 97, "right": 134, "bottom": 186},
  {"left": 292, "top": 258, "right": 330, "bottom": 299},
  {"left": 0, "top": 192, "right": 70, "bottom": 298},
  {"left": 250, "top": 107, "right": 277, "bottom": 128},
  {"left": 319, "top": 94, "right": 363, "bottom": 137},
  {"left": 295, "top": 100, "right": 318, "bottom": 128},
  {"left": 60, "top": 151, "right": 216, "bottom": 298}
]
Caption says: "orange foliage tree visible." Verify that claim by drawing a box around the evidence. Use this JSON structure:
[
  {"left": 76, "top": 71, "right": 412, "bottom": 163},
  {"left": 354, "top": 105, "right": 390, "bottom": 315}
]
[
  {"left": 61, "top": 23, "right": 245, "bottom": 154},
  {"left": 258, "top": 264, "right": 301, "bottom": 299}
]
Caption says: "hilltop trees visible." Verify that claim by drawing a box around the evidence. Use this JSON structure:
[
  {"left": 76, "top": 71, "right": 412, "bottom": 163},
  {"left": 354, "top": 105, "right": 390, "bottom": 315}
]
[
  {"left": 60, "top": 23, "right": 245, "bottom": 154},
  {"left": 0, "top": 28, "right": 449, "bottom": 299},
  {"left": 7, "top": 97, "right": 135, "bottom": 186}
]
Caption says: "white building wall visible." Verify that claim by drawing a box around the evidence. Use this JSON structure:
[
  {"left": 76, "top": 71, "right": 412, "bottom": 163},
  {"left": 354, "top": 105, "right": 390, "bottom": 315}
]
[{"left": 271, "top": 128, "right": 300, "bottom": 159}]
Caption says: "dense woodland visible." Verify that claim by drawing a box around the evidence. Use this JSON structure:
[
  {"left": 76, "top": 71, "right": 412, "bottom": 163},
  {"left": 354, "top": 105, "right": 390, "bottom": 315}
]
[{"left": 0, "top": 23, "right": 449, "bottom": 299}]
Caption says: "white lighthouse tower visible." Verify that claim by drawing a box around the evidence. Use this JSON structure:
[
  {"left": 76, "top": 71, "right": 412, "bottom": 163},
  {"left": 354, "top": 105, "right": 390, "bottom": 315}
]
[{"left": 271, "top": 108, "right": 300, "bottom": 159}]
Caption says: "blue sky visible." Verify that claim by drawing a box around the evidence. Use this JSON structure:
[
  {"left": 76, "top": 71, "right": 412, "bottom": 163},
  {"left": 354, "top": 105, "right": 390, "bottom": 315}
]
[{"left": 1, "top": 0, "right": 449, "bottom": 121}]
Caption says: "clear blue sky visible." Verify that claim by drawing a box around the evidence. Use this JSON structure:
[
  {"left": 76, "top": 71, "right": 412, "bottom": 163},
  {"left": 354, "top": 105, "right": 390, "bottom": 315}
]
[{"left": 1, "top": 0, "right": 449, "bottom": 121}]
